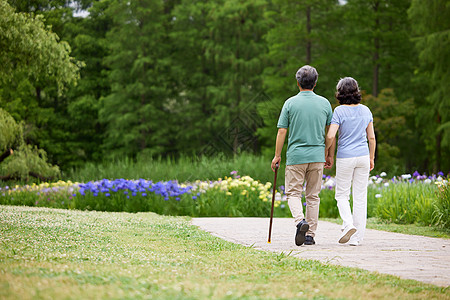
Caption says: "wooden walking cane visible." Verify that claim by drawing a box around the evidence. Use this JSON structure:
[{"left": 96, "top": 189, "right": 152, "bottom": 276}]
[{"left": 267, "top": 163, "right": 279, "bottom": 243}]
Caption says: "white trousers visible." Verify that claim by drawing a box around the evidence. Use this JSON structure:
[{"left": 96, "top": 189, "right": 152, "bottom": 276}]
[{"left": 335, "top": 155, "right": 370, "bottom": 243}]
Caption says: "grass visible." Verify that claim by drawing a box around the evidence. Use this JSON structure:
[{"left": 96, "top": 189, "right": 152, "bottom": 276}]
[
  {"left": 322, "top": 217, "right": 450, "bottom": 239},
  {"left": 1, "top": 206, "right": 449, "bottom": 299},
  {"left": 63, "top": 153, "right": 280, "bottom": 184}
]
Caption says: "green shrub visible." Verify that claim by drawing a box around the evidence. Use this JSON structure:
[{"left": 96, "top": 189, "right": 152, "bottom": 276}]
[
  {"left": 0, "top": 108, "right": 22, "bottom": 151},
  {"left": 433, "top": 182, "right": 450, "bottom": 229},
  {"left": 375, "top": 183, "right": 436, "bottom": 225}
]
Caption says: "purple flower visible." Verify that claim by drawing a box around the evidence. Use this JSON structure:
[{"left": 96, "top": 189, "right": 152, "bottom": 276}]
[
  {"left": 413, "top": 171, "right": 420, "bottom": 177},
  {"left": 230, "top": 170, "right": 238, "bottom": 175},
  {"left": 438, "top": 171, "right": 444, "bottom": 176}
]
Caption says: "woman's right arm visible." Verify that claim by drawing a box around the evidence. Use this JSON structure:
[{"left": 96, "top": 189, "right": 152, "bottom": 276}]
[
  {"left": 325, "top": 124, "right": 339, "bottom": 169},
  {"left": 366, "top": 122, "right": 376, "bottom": 171}
]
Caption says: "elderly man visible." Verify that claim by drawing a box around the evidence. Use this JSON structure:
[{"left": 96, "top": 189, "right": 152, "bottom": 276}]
[{"left": 271, "top": 65, "right": 333, "bottom": 246}]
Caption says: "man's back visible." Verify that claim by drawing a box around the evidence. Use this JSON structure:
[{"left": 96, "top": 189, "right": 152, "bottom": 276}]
[{"left": 277, "top": 91, "right": 332, "bottom": 165}]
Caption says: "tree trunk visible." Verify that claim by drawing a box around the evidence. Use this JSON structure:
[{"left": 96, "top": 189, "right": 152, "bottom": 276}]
[
  {"left": 36, "top": 87, "right": 41, "bottom": 106},
  {"left": 0, "top": 149, "right": 13, "bottom": 163},
  {"left": 372, "top": 1, "right": 380, "bottom": 97},
  {"left": 140, "top": 94, "right": 147, "bottom": 151},
  {"left": 233, "top": 17, "right": 243, "bottom": 155},
  {"left": 306, "top": 6, "right": 311, "bottom": 65}
]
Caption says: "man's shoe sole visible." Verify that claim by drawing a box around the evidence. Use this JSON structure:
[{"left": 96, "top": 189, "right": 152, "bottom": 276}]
[
  {"left": 295, "top": 223, "right": 309, "bottom": 246},
  {"left": 339, "top": 227, "right": 356, "bottom": 244},
  {"left": 304, "top": 240, "right": 315, "bottom": 245}
]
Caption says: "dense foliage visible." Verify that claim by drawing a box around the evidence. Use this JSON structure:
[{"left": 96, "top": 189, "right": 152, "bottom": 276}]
[
  {"left": 0, "top": 0, "right": 449, "bottom": 174},
  {"left": 0, "top": 109, "right": 60, "bottom": 180}
]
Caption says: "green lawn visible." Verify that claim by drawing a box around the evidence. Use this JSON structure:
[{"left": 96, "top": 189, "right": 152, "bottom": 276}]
[{"left": 0, "top": 205, "right": 448, "bottom": 299}]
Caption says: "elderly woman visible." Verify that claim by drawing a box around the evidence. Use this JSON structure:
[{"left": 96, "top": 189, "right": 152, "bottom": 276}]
[{"left": 325, "top": 77, "right": 376, "bottom": 246}]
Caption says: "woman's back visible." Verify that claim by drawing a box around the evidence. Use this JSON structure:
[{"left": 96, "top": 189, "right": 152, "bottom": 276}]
[{"left": 331, "top": 104, "right": 373, "bottom": 159}]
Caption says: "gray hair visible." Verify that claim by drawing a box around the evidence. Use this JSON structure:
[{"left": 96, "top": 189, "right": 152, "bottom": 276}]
[
  {"left": 295, "top": 65, "right": 318, "bottom": 89},
  {"left": 336, "top": 77, "right": 360, "bottom": 93},
  {"left": 335, "top": 77, "right": 362, "bottom": 105}
]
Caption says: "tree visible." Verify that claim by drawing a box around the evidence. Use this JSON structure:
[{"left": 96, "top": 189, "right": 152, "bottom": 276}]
[
  {"left": 51, "top": 0, "right": 113, "bottom": 166},
  {"left": 409, "top": 0, "right": 450, "bottom": 173},
  {"left": 0, "top": 0, "right": 80, "bottom": 172},
  {"left": 0, "top": 0, "right": 79, "bottom": 95},
  {"left": 99, "top": 0, "right": 177, "bottom": 158},
  {"left": 171, "top": 0, "right": 269, "bottom": 156},
  {"left": 0, "top": 108, "right": 60, "bottom": 181},
  {"left": 0, "top": 0, "right": 81, "bottom": 168},
  {"left": 339, "top": 0, "right": 415, "bottom": 99},
  {"left": 364, "top": 89, "right": 415, "bottom": 174},
  {"left": 258, "top": 0, "right": 338, "bottom": 156}
]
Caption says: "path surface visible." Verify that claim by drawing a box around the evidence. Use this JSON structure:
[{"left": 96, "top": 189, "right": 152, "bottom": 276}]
[{"left": 191, "top": 218, "right": 450, "bottom": 287}]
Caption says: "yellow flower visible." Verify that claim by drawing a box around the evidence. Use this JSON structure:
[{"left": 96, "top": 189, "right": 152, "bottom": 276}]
[{"left": 226, "top": 192, "right": 232, "bottom": 196}]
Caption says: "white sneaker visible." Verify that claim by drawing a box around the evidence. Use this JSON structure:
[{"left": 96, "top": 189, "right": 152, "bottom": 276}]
[
  {"left": 349, "top": 240, "right": 360, "bottom": 246},
  {"left": 338, "top": 225, "right": 357, "bottom": 244}
]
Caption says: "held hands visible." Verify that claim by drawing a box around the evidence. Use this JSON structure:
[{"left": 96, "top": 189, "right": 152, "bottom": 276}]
[
  {"left": 324, "top": 155, "right": 334, "bottom": 169},
  {"left": 271, "top": 156, "right": 281, "bottom": 172}
]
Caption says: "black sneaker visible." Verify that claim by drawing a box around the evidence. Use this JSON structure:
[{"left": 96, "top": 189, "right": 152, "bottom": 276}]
[
  {"left": 295, "top": 219, "right": 309, "bottom": 246},
  {"left": 304, "top": 235, "right": 315, "bottom": 245}
]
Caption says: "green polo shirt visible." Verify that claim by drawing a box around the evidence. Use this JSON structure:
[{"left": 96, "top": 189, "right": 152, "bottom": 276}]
[{"left": 277, "top": 91, "right": 333, "bottom": 165}]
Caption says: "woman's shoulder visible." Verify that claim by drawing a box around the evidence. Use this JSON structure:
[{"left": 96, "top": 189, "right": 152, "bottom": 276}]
[{"left": 358, "top": 104, "right": 373, "bottom": 114}]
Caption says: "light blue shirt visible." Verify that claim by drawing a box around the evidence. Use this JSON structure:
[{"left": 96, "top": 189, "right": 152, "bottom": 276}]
[{"left": 331, "top": 104, "right": 373, "bottom": 159}]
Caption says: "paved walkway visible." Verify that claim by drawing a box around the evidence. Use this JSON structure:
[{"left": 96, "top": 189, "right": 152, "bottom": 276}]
[{"left": 191, "top": 218, "right": 450, "bottom": 287}]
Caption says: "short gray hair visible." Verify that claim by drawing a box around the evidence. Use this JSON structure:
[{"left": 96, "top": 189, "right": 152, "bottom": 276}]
[{"left": 295, "top": 65, "right": 318, "bottom": 89}]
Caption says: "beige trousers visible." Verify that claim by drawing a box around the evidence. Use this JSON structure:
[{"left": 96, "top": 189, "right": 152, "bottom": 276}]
[{"left": 285, "top": 163, "right": 324, "bottom": 237}]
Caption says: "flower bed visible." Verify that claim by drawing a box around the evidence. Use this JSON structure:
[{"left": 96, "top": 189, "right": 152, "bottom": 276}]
[{"left": 1, "top": 171, "right": 448, "bottom": 226}]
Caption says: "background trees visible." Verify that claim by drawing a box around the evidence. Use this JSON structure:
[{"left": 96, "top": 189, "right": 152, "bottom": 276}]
[
  {"left": 408, "top": 0, "right": 450, "bottom": 173},
  {"left": 1, "top": 0, "right": 449, "bottom": 175}
]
